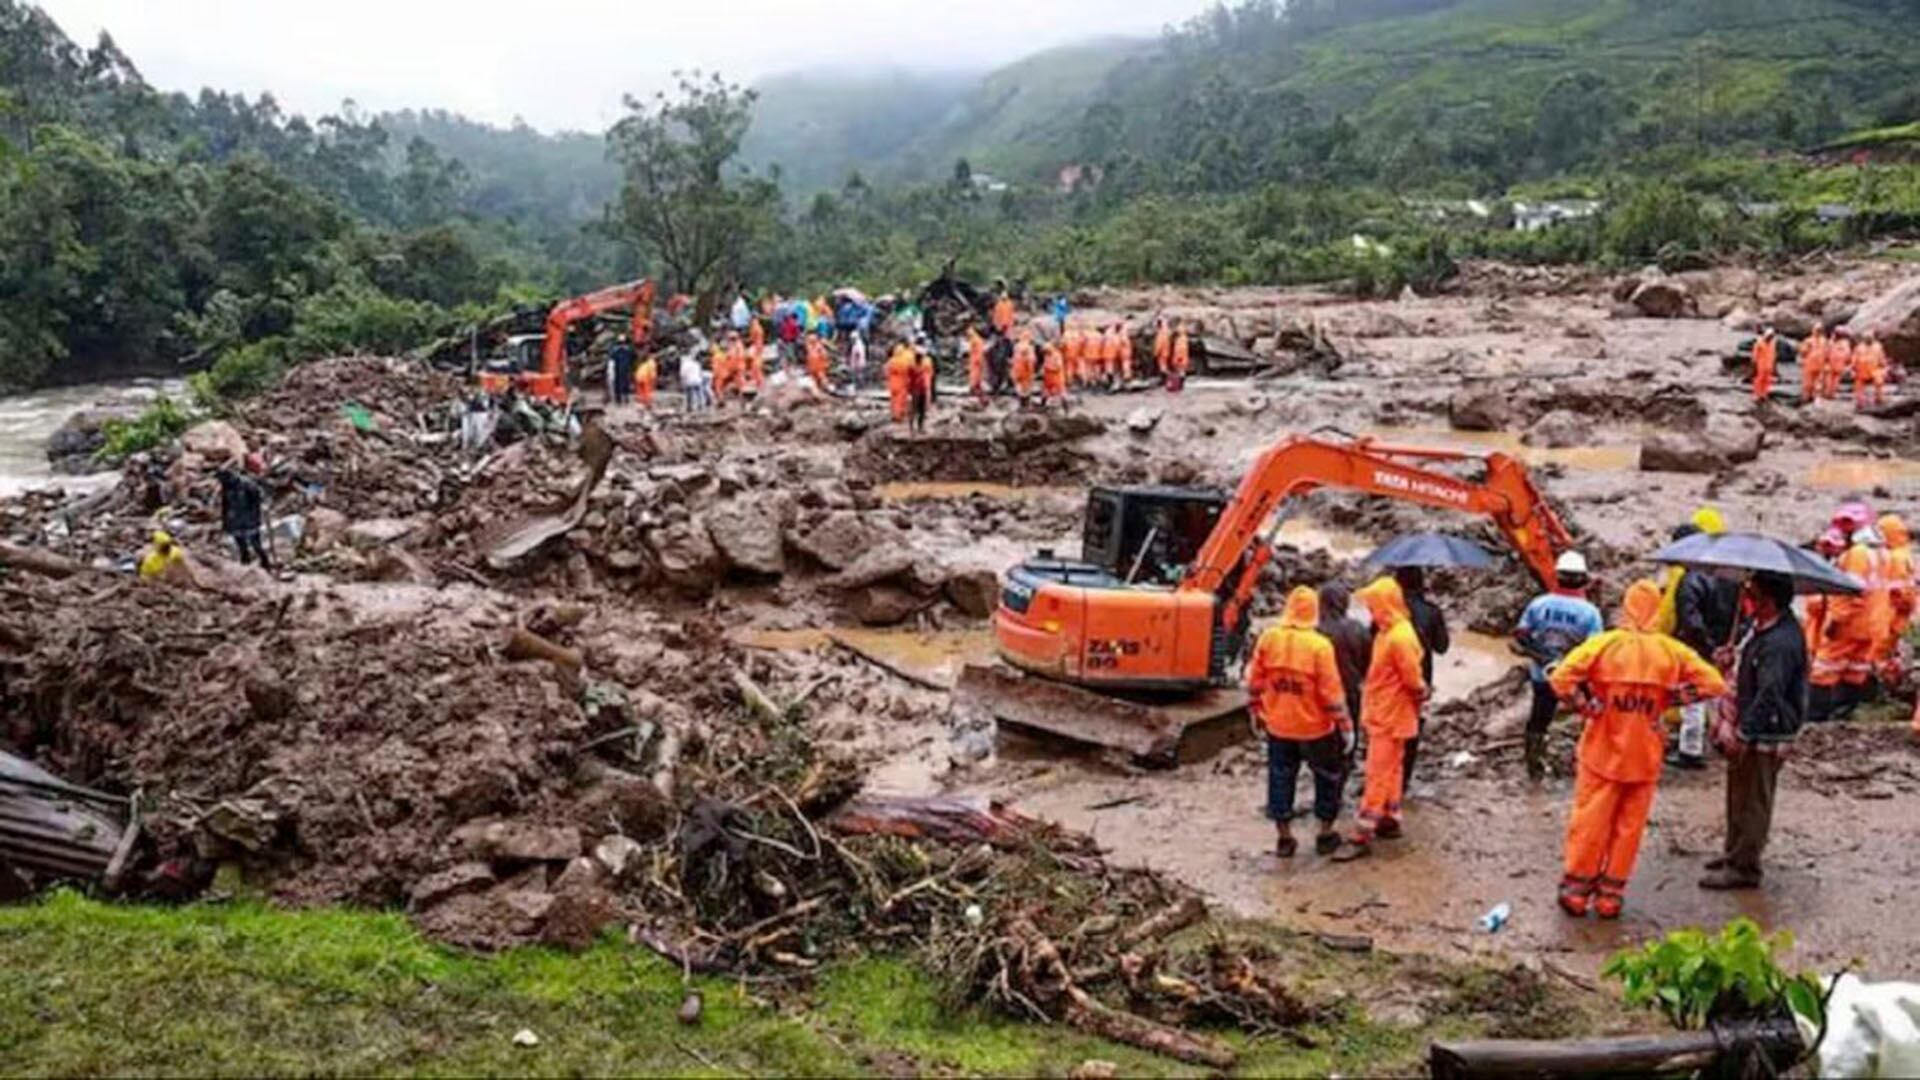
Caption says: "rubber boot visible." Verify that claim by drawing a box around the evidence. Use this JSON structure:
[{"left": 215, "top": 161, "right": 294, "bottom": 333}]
[
  {"left": 1593, "top": 877, "right": 1627, "bottom": 920},
  {"left": 1524, "top": 733, "right": 1547, "bottom": 782},
  {"left": 1556, "top": 875, "right": 1593, "bottom": 917}
]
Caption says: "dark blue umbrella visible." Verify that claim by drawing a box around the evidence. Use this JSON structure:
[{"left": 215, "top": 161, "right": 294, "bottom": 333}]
[
  {"left": 1362, "top": 532, "right": 1497, "bottom": 571},
  {"left": 1650, "top": 531, "right": 1863, "bottom": 595}
]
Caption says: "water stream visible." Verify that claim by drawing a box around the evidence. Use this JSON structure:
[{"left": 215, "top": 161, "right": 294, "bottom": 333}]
[{"left": 0, "top": 379, "right": 185, "bottom": 499}]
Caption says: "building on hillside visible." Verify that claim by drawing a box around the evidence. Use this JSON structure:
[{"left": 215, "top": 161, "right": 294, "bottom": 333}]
[{"left": 1511, "top": 199, "right": 1602, "bottom": 232}]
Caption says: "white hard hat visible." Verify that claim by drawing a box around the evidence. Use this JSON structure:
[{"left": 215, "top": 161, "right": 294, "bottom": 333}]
[{"left": 1555, "top": 551, "right": 1589, "bottom": 577}]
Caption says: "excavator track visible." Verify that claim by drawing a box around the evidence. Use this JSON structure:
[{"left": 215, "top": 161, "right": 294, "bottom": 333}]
[{"left": 953, "top": 663, "right": 1249, "bottom": 766}]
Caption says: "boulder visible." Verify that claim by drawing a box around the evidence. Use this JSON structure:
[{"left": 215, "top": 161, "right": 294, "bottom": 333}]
[
  {"left": 44, "top": 408, "right": 126, "bottom": 463},
  {"left": 1847, "top": 275, "right": 1920, "bottom": 366},
  {"left": 850, "top": 584, "right": 931, "bottom": 626},
  {"left": 704, "top": 497, "right": 785, "bottom": 577},
  {"left": 1522, "top": 410, "right": 1588, "bottom": 449},
  {"left": 454, "top": 820, "right": 583, "bottom": 863},
  {"left": 369, "top": 548, "right": 437, "bottom": 585},
  {"left": 345, "top": 517, "right": 420, "bottom": 549},
  {"left": 592, "top": 835, "right": 644, "bottom": 881},
  {"left": 1629, "top": 278, "right": 1695, "bottom": 319},
  {"left": 1764, "top": 305, "right": 1817, "bottom": 340},
  {"left": 1638, "top": 413, "right": 1764, "bottom": 474},
  {"left": 1447, "top": 388, "right": 1513, "bottom": 432},
  {"left": 787, "top": 511, "right": 872, "bottom": 570},
  {"left": 1721, "top": 306, "right": 1758, "bottom": 333},
  {"left": 942, "top": 567, "right": 1000, "bottom": 618},
  {"left": 304, "top": 507, "right": 351, "bottom": 553},
  {"left": 1125, "top": 407, "right": 1164, "bottom": 435},
  {"left": 410, "top": 862, "right": 496, "bottom": 909},
  {"left": 181, "top": 420, "right": 247, "bottom": 462},
  {"left": 825, "top": 547, "right": 916, "bottom": 591},
  {"left": 647, "top": 519, "right": 723, "bottom": 592}
]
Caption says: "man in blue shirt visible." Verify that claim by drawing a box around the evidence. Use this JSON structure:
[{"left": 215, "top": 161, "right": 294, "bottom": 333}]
[{"left": 1515, "top": 551, "right": 1605, "bottom": 781}]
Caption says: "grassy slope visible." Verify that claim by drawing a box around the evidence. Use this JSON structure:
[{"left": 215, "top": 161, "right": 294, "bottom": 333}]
[
  {"left": 741, "top": 69, "right": 980, "bottom": 195},
  {"left": 0, "top": 892, "right": 1594, "bottom": 1077}
]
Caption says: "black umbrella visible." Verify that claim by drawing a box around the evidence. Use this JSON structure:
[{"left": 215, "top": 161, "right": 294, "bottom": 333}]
[
  {"left": 1361, "top": 532, "right": 1497, "bottom": 571},
  {"left": 1649, "top": 531, "right": 1864, "bottom": 596}
]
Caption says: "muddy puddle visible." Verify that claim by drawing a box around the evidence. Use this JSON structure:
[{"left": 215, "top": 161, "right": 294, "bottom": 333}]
[
  {"left": 1363, "top": 426, "right": 1641, "bottom": 473},
  {"left": 878, "top": 481, "right": 1077, "bottom": 503},
  {"left": 1806, "top": 457, "right": 1920, "bottom": 492}
]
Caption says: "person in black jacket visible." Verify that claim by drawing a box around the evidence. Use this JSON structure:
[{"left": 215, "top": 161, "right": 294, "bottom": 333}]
[
  {"left": 1701, "top": 572, "right": 1806, "bottom": 891},
  {"left": 215, "top": 457, "right": 270, "bottom": 569},
  {"left": 1317, "top": 581, "right": 1372, "bottom": 736},
  {"left": 1669, "top": 524, "right": 1740, "bottom": 768},
  {"left": 1394, "top": 567, "right": 1451, "bottom": 789}
]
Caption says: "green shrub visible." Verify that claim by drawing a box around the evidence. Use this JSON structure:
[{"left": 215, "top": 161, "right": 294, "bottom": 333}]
[
  {"left": 1602, "top": 918, "right": 1824, "bottom": 1032},
  {"left": 95, "top": 396, "right": 194, "bottom": 462},
  {"left": 190, "top": 337, "right": 289, "bottom": 409}
]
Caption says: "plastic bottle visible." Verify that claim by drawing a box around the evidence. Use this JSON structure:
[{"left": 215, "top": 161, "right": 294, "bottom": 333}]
[{"left": 1479, "top": 902, "right": 1512, "bottom": 933}]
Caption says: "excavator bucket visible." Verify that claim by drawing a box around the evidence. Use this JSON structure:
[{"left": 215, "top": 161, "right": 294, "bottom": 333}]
[{"left": 953, "top": 663, "right": 1249, "bottom": 766}]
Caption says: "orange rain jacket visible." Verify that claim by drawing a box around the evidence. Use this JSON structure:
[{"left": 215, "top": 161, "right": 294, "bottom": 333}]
[
  {"left": 1355, "top": 577, "right": 1426, "bottom": 739},
  {"left": 1116, "top": 329, "right": 1134, "bottom": 380},
  {"left": 1063, "top": 328, "right": 1084, "bottom": 382},
  {"left": 1549, "top": 581, "right": 1727, "bottom": 784},
  {"left": 966, "top": 328, "right": 986, "bottom": 393},
  {"left": 1011, "top": 339, "right": 1037, "bottom": 395},
  {"left": 635, "top": 356, "right": 657, "bottom": 407},
  {"left": 991, "top": 295, "right": 1015, "bottom": 335},
  {"left": 1153, "top": 323, "right": 1171, "bottom": 373},
  {"left": 1041, "top": 343, "right": 1067, "bottom": 399},
  {"left": 1802, "top": 329, "right": 1828, "bottom": 398},
  {"left": 805, "top": 336, "right": 831, "bottom": 390},
  {"left": 885, "top": 345, "right": 915, "bottom": 421},
  {"left": 1172, "top": 330, "right": 1191, "bottom": 375},
  {"left": 1247, "top": 587, "right": 1349, "bottom": 740},
  {"left": 1883, "top": 514, "right": 1915, "bottom": 629},
  {"left": 1752, "top": 335, "right": 1777, "bottom": 399}
]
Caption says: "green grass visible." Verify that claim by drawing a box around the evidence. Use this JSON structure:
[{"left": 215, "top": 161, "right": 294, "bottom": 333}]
[{"left": 2, "top": 892, "right": 1568, "bottom": 1077}]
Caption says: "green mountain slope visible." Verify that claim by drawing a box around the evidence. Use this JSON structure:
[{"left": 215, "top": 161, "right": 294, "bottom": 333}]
[
  {"left": 740, "top": 68, "right": 977, "bottom": 193},
  {"left": 781, "top": 0, "right": 1920, "bottom": 192}
]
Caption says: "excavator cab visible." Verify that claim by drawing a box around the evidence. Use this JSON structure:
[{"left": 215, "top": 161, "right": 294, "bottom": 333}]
[{"left": 1079, "top": 486, "right": 1226, "bottom": 586}]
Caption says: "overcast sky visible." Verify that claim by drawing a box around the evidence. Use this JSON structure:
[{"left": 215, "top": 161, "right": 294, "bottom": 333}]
[{"left": 39, "top": 0, "right": 1206, "bottom": 133}]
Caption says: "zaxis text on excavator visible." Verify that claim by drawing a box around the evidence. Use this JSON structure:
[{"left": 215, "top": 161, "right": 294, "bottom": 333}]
[
  {"left": 956, "top": 435, "right": 1573, "bottom": 761},
  {"left": 477, "top": 279, "right": 655, "bottom": 404}
]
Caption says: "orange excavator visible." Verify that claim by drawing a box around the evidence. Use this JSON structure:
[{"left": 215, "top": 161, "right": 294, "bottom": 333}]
[
  {"left": 478, "top": 278, "right": 656, "bottom": 404},
  {"left": 955, "top": 435, "right": 1574, "bottom": 761}
]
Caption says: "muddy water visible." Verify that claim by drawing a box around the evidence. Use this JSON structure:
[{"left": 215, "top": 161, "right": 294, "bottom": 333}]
[
  {"left": 878, "top": 481, "right": 1076, "bottom": 503},
  {"left": 0, "top": 379, "right": 184, "bottom": 498},
  {"left": 1806, "top": 457, "right": 1920, "bottom": 491},
  {"left": 1362, "top": 426, "right": 1643, "bottom": 473},
  {"left": 734, "top": 625, "right": 995, "bottom": 688}
]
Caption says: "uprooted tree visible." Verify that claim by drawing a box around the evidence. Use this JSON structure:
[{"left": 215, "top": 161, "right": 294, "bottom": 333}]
[{"left": 606, "top": 71, "right": 780, "bottom": 320}]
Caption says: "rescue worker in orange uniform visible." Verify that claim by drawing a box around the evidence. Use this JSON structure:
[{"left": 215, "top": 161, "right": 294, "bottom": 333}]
[
  {"left": 1877, "top": 513, "right": 1914, "bottom": 685},
  {"left": 1750, "top": 326, "right": 1778, "bottom": 403},
  {"left": 635, "top": 354, "right": 657, "bottom": 409},
  {"left": 1170, "top": 321, "right": 1191, "bottom": 391},
  {"left": 1041, "top": 339, "right": 1068, "bottom": 407},
  {"left": 1549, "top": 580, "right": 1726, "bottom": 919},
  {"left": 908, "top": 343, "right": 935, "bottom": 433},
  {"left": 728, "top": 332, "right": 753, "bottom": 396},
  {"left": 1855, "top": 331, "right": 1889, "bottom": 410},
  {"left": 1339, "top": 576, "right": 1427, "bottom": 858},
  {"left": 1010, "top": 329, "right": 1037, "bottom": 400},
  {"left": 1248, "top": 586, "right": 1352, "bottom": 858},
  {"left": 1152, "top": 317, "right": 1172, "bottom": 377},
  {"left": 804, "top": 331, "right": 831, "bottom": 392},
  {"left": 1062, "top": 324, "right": 1085, "bottom": 387},
  {"left": 1100, "top": 324, "right": 1122, "bottom": 387},
  {"left": 742, "top": 323, "right": 766, "bottom": 391},
  {"left": 747, "top": 315, "right": 766, "bottom": 368},
  {"left": 966, "top": 326, "right": 987, "bottom": 400},
  {"left": 991, "top": 291, "right": 1016, "bottom": 337},
  {"left": 884, "top": 340, "right": 915, "bottom": 424},
  {"left": 1809, "top": 504, "right": 1889, "bottom": 720},
  {"left": 1825, "top": 330, "right": 1852, "bottom": 401},
  {"left": 1116, "top": 323, "right": 1134, "bottom": 382},
  {"left": 1801, "top": 324, "right": 1828, "bottom": 403},
  {"left": 711, "top": 338, "right": 737, "bottom": 400}
]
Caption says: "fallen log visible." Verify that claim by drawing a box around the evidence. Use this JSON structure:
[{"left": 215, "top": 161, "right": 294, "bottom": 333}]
[
  {"left": 827, "top": 795, "right": 1036, "bottom": 848},
  {"left": 1013, "top": 917, "right": 1237, "bottom": 1070},
  {"left": 1430, "top": 1017, "right": 1802, "bottom": 1079},
  {"left": 0, "top": 542, "right": 92, "bottom": 579},
  {"left": 1119, "top": 895, "right": 1208, "bottom": 949}
]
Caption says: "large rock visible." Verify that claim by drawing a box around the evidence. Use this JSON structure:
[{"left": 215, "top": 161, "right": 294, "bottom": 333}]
[
  {"left": 455, "top": 821, "right": 583, "bottom": 863},
  {"left": 647, "top": 519, "right": 723, "bottom": 592},
  {"left": 181, "top": 420, "right": 247, "bottom": 462},
  {"left": 942, "top": 567, "right": 1000, "bottom": 618},
  {"left": 704, "top": 497, "right": 785, "bottom": 577},
  {"left": 787, "top": 511, "right": 872, "bottom": 570},
  {"left": 345, "top": 517, "right": 421, "bottom": 550},
  {"left": 1848, "top": 275, "right": 1920, "bottom": 366},
  {"left": 45, "top": 408, "right": 128, "bottom": 464},
  {"left": 1522, "top": 410, "right": 1587, "bottom": 449},
  {"left": 1125, "top": 407, "right": 1164, "bottom": 434},
  {"left": 1448, "top": 387, "right": 1512, "bottom": 432},
  {"left": 1629, "top": 278, "right": 1696, "bottom": 319},
  {"left": 1638, "top": 414, "right": 1765, "bottom": 474},
  {"left": 850, "top": 584, "right": 931, "bottom": 626},
  {"left": 825, "top": 547, "right": 916, "bottom": 591}
]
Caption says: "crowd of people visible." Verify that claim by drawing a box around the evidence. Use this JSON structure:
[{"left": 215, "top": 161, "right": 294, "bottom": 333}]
[
  {"left": 611, "top": 287, "right": 1198, "bottom": 424},
  {"left": 1246, "top": 500, "right": 1916, "bottom": 919},
  {"left": 1749, "top": 323, "right": 1896, "bottom": 409}
]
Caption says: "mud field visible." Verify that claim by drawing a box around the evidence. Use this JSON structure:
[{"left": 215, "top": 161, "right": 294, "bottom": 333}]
[{"left": 4, "top": 256, "right": 1918, "bottom": 1022}]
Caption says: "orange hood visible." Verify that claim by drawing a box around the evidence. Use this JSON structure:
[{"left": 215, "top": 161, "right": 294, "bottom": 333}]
[
  {"left": 1280, "top": 586, "right": 1320, "bottom": 629},
  {"left": 1356, "top": 576, "right": 1409, "bottom": 628},
  {"left": 1619, "top": 578, "right": 1662, "bottom": 632},
  {"left": 1880, "top": 514, "right": 1910, "bottom": 549}
]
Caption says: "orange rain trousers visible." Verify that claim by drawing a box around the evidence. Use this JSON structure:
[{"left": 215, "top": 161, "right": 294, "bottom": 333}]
[
  {"left": 1751, "top": 338, "right": 1776, "bottom": 402},
  {"left": 1563, "top": 766, "right": 1656, "bottom": 889},
  {"left": 1359, "top": 734, "right": 1406, "bottom": 828}
]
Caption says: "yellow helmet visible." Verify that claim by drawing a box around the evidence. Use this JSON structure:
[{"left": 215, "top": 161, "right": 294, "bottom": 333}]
[
  {"left": 1690, "top": 507, "right": 1726, "bottom": 536},
  {"left": 151, "top": 529, "right": 174, "bottom": 547}
]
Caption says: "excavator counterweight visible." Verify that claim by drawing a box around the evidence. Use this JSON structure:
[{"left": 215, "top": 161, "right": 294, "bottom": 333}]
[{"left": 962, "top": 435, "right": 1571, "bottom": 762}]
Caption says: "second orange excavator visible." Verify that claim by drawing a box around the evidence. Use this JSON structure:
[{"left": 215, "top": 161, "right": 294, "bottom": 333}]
[
  {"left": 955, "top": 434, "right": 1575, "bottom": 761},
  {"left": 478, "top": 279, "right": 656, "bottom": 404}
]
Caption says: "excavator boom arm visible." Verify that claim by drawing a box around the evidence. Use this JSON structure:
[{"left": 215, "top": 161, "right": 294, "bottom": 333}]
[
  {"left": 1181, "top": 436, "right": 1571, "bottom": 633},
  {"left": 538, "top": 279, "right": 657, "bottom": 382}
]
